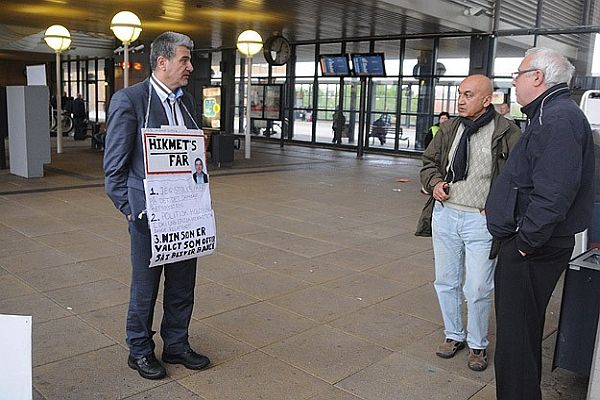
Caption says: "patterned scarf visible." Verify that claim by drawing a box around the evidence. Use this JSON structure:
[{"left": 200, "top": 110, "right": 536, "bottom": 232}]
[{"left": 446, "top": 106, "right": 495, "bottom": 183}]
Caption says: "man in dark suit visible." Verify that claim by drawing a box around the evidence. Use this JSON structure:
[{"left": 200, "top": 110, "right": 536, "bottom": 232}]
[
  {"left": 104, "top": 31, "right": 210, "bottom": 380},
  {"left": 192, "top": 157, "right": 209, "bottom": 184}
]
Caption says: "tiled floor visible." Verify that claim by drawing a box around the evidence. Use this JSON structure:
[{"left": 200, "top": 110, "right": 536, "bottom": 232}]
[{"left": 0, "top": 138, "right": 590, "bottom": 399}]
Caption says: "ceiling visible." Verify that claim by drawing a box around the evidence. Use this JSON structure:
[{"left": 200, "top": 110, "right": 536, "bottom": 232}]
[{"left": 0, "top": 0, "right": 491, "bottom": 61}]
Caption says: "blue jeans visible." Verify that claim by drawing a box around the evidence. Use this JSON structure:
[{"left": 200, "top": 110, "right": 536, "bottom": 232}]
[{"left": 432, "top": 202, "right": 495, "bottom": 349}]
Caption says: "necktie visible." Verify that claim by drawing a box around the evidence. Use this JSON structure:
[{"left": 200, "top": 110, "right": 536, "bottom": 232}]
[{"left": 168, "top": 96, "right": 179, "bottom": 125}]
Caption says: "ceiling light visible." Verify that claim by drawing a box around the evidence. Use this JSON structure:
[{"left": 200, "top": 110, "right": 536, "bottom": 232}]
[
  {"left": 44, "top": 24, "right": 71, "bottom": 52},
  {"left": 236, "top": 30, "right": 263, "bottom": 57},
  {"left": 110, "top": 11, "right": 142, "bottom": 44}
]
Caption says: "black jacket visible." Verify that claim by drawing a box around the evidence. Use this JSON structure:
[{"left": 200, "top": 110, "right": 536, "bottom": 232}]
[
  {"left": 485, "top": 84, "right": 595, "bottom": 253},
  {"left": 193, "top": 172, "right": 209, "bottom": 183}
]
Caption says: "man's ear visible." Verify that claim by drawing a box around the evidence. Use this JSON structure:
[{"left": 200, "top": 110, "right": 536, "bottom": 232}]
[
  {"left": 156, "top": 56, "right": 167, "bottom": 71},
  {"left": 482, "top": 94, "right": 492, "bottom": 108},
  {"left": 532, "top": 70, "right": 545, "bottom": 88}
]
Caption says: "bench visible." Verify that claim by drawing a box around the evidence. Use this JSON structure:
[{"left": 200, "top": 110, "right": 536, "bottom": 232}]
[
  {"left": 88, "top": 122, "right": 104, "bottom": 150},
  {"left": 369, "top": 125, "right": 409, "bottom": 148}
]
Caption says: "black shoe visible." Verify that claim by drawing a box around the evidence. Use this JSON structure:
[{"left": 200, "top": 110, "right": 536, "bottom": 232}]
[
  {"left": 162, "top": 349, "right": 210, "bottom": 370},
  {"left": 127, "top": 354, "right": 167, "bottom": 380}
]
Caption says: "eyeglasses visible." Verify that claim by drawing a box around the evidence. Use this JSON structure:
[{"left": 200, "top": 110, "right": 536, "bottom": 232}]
[{"left": 511, "top": 68, "right": 540, "bottom": 80}]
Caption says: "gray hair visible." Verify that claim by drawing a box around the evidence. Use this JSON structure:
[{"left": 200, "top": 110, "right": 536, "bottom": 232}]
[
  {"left": 525, "top": 47, "right": 575, "bottom": 86},
  {"left": 150, "top": 32, "right": 194, "bottom": 71}
]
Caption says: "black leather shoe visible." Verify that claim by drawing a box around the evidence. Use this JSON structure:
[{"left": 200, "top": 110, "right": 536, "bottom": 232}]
[
  {"left": 162, "top": 349, "right": 210, "bottom": 370},
  {"left": 127, "top": 354, "right": 167, "bottom": 380}
]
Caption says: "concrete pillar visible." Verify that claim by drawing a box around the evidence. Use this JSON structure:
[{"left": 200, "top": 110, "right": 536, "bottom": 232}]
[
  {"left": 469, "top": 35, "right": 495, "bottom": 76},
  {"left": 220, "top": 49, "right": 237, "bottom": 134}
]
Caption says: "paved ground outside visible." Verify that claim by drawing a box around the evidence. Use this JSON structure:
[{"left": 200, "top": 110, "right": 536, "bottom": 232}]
[{"left": 0, "top": 137, "right": 589, "bottom": 399}]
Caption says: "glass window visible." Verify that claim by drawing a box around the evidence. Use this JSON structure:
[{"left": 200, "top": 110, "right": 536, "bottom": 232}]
[
  {"left": 345, "top": 41, "right": 370, "bottom": 55},
  {"left": 494, "top": 36, "right": 535, "bottom": 78},
  {"left": 437, "top": 37, "right": 470, "bottom": 77},
  {"left": 271, "top": 65, "right": 287, "bottom": 77},
  {"left": 295, "top": 44, "right": 316, "bottom": 77},
  {"left": 211, "top": 51, "right": 222, "bottom": 78},
  {"left": 375, "top": 40, "right": 401, "bottom": 77},
  {"left": 404, "top": 38, "right": 435, "bottom": 78},
  {"left": 371, "top": 79, "right": 397, "bottom": 112},
  {"left": 317, "top": 81, "right": 340, "bottom": 113},
  {"left": 434, "top": 82, "right": 461, "bottom": 116}
]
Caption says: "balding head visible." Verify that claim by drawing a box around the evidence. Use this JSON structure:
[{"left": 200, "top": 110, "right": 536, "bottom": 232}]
[{"left": 457, "top": 75, "right": 493, "bottom": 120}]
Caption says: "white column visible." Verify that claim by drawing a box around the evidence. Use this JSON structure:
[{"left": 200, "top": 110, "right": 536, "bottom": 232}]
[
  {"left": 123, "top": 42, "right": 130, "bottom": 88},
  {"left": 245, "top": 57, "right": 252, "bottom": 159},
  {"left": 55, "top": 51, "right": 63, "bottom": 154}
]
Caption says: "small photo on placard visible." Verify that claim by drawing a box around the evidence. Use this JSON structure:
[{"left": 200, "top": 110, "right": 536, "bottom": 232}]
[{"left": 190, "top": 153, "right": 209, "bottom": 185}]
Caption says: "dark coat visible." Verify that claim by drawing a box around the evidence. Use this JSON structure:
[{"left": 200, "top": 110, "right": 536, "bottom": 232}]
[
  {"left": 485, "top": 84, "right": 595, "bottom": 253},
  {"left": 193, "top": 172, "right": 209, "bottom": 183},
  {"left": 72, "top": 98, "right": 86, "bottom": 118}
]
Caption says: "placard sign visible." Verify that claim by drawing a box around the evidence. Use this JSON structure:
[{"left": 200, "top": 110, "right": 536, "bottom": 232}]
[
  {"left": 143, "top": 130, "right": 205, "bottom": 175},
  {"left": 142, "top": 128, "right": 216, "bottom": 267},
  {"left": 144, "top": 176, "right": 216, "bottom": 267}
]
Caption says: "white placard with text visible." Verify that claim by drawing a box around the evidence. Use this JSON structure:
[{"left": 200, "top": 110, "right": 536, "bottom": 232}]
[
  {"left": 143, "top": 129, "right": 206, "bottom": 175},
  {"left": 142, "top": 128, "right": 216, "bottom": 267}
]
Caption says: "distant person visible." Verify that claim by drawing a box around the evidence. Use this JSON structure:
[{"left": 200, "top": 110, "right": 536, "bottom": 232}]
[
  {"left": 72, "top": 94, "right": 87, "bottom": 140},
  {"left": 371, "top": 113, "right": 391, "bottom": 145},
  {"left": 192, "top": 157, "right": 209, "bottom": 184},
  {"left": 416, "top": 74, "right": 520, "bottom": 372},
  {"left": 62, "top": 91, "right": 73, "bottom": 115},
  {"left": 332, "top": 108, "right": 345, "bottom": 144},
  {"left": 497, "top": 103, "right": 513, "bottom": 120},
  {"left": 423, "top": 111, "right": 450, "bottom": 150},
  {"left": 92, "top": 122, "right": 106, "bottom": 150},
  {"left": 421, "top": 112, "right": 450, "bottom": 194},
  {"left": 486, "top": 47, "right": 594, "bottom": 400}
]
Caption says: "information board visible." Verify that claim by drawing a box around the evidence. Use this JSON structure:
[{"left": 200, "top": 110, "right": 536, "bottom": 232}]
[
  {"left": 319, "top": 54, "right": 351, "bottom": 76},
  {"left": 202, "top": 86, "right": 221, "bottom": 129},
  {"left": 351, "top": 53, "right": 386, "bottom": 77}
]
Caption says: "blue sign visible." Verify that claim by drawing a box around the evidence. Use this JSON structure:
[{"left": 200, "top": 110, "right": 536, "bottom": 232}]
[
  {"left": 352, "top": 53, "right": 386, "bottom": 77},
  {"left": 319, "top": 55, "right": 351, "bottom": 76}
]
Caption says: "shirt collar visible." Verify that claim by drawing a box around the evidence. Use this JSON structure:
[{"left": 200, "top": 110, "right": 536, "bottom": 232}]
[
  {"left": 520, "top": 83, "right": 569, "bottom": 119},
  {"left": 150, "top": 74, "right": 184, "bottom": 103}
]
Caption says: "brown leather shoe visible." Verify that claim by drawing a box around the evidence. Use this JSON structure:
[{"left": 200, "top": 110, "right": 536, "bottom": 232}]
[
  {"left": 436, "top": 338, "right": 465, "bottom": 359},
  {"left": 468, "top": 348, "right": 488, "bottom": 371}
]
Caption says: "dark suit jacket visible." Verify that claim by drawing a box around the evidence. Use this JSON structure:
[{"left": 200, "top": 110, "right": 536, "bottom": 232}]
[
  {"left": 193, "top": 172, "right": 208, "bottom": 184},
  {"left": 104, "top": 78, "right": 199, "bottom": 216}
]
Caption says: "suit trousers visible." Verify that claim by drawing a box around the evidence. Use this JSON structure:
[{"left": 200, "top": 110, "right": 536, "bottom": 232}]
[
  {"left": 494, "top": 236, "right": 572, "bottom": 400},
  {"left": 126, "top": 188, "right": 197, "bottom": 358}
]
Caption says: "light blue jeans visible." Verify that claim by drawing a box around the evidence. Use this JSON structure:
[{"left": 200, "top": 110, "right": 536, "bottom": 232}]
[{"left": 431, "top": 202, "right": 495, "bottom": 350}]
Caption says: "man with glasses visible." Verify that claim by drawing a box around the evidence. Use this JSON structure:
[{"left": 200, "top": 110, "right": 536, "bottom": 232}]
[
  {"left": 486, "top": 47, "right": 595, "bottom": 399},
  {"left": 416, "top": 74, "right": 520, "bottom": 371}
]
